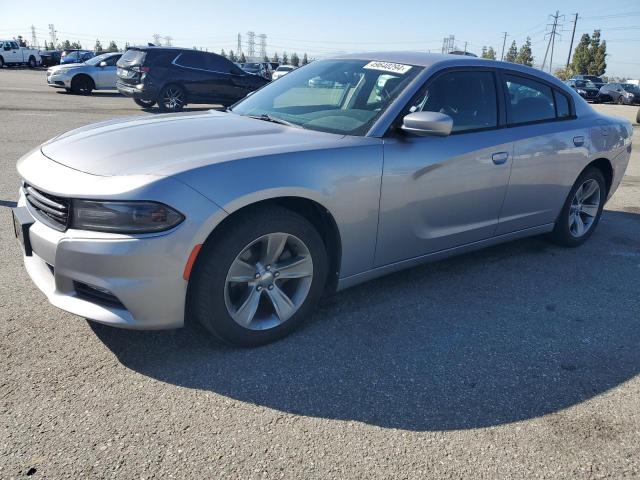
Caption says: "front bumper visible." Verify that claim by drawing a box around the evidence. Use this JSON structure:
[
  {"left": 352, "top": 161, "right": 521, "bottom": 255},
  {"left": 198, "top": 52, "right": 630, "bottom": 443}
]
[
  {"left": 46, "top": 70, "right": 72, "bottom": 88},
  {"left": 16, "top": 149, "right": 228, "bottom": 330}
]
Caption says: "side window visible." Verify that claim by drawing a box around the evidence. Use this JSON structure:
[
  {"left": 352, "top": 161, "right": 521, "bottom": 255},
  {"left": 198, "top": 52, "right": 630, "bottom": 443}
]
[
  {"left": 554, "top": 90, "right": 571, "bottom": 118},
  {"left": 104, "top": 55, "right": 121, "bottom": 66},
  {"left": 11, "top": 42, "right": 19, "bottom": 49},
  {"left": 409, "top": 70, "right": 498, "bottom": 133},
  {"left": 175, "top": 51, "right": 204, "bottom": 69},
  {"left": 504, "top": 74, "right": 555, "bottom": 124},
  {"left": 203, "top": 54, "right": 233, "bottom": 73}
]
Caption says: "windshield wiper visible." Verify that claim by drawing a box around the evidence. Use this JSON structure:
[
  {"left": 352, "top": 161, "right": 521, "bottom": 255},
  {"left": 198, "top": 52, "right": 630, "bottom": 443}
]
[{"left": 246, "top": 114, "right": 299, "bottom": 128}]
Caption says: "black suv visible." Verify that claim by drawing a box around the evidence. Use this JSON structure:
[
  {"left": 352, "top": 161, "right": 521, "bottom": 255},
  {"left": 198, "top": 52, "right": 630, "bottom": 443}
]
[{"left": 116, "top": 47, "right": 269, "bottom": 112}]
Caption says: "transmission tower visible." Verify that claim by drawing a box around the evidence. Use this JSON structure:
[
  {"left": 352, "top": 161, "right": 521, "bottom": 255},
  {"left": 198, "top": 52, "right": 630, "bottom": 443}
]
[
  {"left": 152, "top": 33, "right": 162, "bottom": 46},
  {"left": 164, "top": 36, "right": 172, "bottom": 47},
  {"left": 237, "top": 33, "right": 242, "bottom": 55},
  {"left": 48, "top": 24, "right": 57, "bottom": 48},
  {"left": 246, "top": 31, "right": 256, "bottom": 59},
  {"left": 30, "top": 25, "right": 37, "bottom": 48},
  {"left": 258, "top": 34, "right": 267, "bottom": 59},
  {"left": 441, "top": 35, "right": 455, "bottom": 54}
]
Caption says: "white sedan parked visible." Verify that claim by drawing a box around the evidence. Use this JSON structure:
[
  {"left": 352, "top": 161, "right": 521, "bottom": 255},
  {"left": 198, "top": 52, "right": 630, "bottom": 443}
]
[
  {"left": 272, "top": 65, "right": 296, "bottom": 80},
  {"left": 46, "top": 52, "right": 122, "bottom": 94}
]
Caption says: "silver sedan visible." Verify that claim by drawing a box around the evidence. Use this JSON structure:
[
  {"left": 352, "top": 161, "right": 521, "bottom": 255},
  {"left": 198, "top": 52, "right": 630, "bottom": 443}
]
[
  {"left": 46, "top": 52, "right": 122, "bottom": 94},
  {"left": 15, "top": 53, "right": 632, "bottom": 346}
]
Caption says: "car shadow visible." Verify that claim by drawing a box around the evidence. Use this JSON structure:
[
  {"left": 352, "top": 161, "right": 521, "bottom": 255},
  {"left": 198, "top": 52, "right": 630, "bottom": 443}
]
[
  {"left": 91, "top": 210, "right": 640, "bottom": 432},
  {"left": 0, "top": 200, "right": 18, "bottom": 208}
]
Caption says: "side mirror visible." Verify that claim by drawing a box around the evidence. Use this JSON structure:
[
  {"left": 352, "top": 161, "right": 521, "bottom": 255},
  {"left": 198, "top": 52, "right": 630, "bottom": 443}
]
[
  {"left": 99, "top": 61, "right": 107, "bottom": 67},
  {"left": 401, "top": 111, "right": 453, "bottom": 137}
]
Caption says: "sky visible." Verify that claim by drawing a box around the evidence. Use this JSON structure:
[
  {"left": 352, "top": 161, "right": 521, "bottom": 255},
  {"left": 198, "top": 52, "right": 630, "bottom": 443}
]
[{"left": 2, "top": 0, "right": 639, "bottom": 78}]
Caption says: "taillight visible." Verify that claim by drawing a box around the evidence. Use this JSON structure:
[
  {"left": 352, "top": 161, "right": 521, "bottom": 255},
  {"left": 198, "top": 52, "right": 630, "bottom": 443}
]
[{"left": 131, "top": 66, "right": 150, "bottom": 73}]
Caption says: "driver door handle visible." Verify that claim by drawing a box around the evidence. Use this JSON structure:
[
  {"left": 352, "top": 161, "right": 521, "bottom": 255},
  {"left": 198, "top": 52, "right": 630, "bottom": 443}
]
[{"left": 492, "top": 152, "right": 509, "bottom": 165}]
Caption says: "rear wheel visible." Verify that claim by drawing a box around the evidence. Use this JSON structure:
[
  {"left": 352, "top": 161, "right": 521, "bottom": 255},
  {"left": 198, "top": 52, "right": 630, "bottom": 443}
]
[
  {"left": 188, "top": 206, "right": 328, "bottom": 347},
  {"left": 157, "top": 84, "right": 185, "bottom": 112},
  {"left": 549, "top": 168, "right": 606, "bottom": 247},
  {"left": 134, "top": 98, "right": 156, "bottom": 109},
  {"left": 28, "top": 56, "right": 36, "bottom": 68},
  {"left": 70, "top": 75, "right": 94, "bottom": 95},
  {"left": 0, "top": 56, "right": 4, "bottom": 68}
]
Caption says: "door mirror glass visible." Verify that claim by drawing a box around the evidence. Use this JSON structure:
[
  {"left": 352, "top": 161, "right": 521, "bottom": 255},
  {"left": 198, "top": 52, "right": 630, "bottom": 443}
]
[
  {"left": 401, "top": 111, "right": 453, "bottom": 137},
  {"left": 99, "top": 61, "right": 107, "bottom": 67}
]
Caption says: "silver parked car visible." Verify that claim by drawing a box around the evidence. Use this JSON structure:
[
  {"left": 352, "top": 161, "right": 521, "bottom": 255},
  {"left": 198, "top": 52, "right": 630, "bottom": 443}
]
[
  {"left": 14, "top": 53, "right": 632, "bottom": 346},
  {"left": 46, "top": 52, "right": 122, "bottom": 94}
]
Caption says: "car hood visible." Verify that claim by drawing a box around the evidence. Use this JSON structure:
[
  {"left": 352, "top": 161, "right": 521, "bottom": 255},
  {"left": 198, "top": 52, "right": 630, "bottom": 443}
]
[
  {"left": 40, "top": 110, "right": 346, "bottom": 177},
  {"left": 48, "top": 63, "right": 85, "bottom": 74}
]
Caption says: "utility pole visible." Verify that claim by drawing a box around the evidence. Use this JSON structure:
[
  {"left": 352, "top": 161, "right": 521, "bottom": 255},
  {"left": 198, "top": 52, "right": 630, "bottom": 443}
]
[
  {"left": 164, "top": 36, "right": 172, "bottom": 47},
  {"left": 542, "top": 11, "right": 562, "bottom": 72},
  {"left": 237, "top": 33, "right": 242, "bottom": 55},
  {"left": 464, "top": 41, "right": 468, "bottom": 54},
  {"left": 500, "top": 32, "right": 508, "bottom": 61},
  {"left": 566, "top": 13, "right": 579, "bottom": 69}
]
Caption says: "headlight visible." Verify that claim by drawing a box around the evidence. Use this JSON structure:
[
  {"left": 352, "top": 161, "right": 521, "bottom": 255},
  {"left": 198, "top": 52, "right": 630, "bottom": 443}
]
[
  {"left": 577, "top": 89, "right": 586, "bottom": 94},
  {"left": 624, "top": 91, "right": 633, "bottom": 97},
  {"left": 71, "top": 200, "right": 184, "bottom": 233}
]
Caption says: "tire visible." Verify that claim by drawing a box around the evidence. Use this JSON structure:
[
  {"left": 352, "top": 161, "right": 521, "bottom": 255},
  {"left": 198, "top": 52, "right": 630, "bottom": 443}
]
[
  {"left": 70, "top": 75, "right": 94, "bottom": 95},
  {"left": 188, "top": 206, "right": 328, "bottom": 347},
  {"left": 0, "top": 56, "right": 4, "bottom": 69},
  {"left": 549, "top": 168, "right": 606, "bottom": 247},
  {"left": 157, "top": 84, "right": 186, "bottom": 112},
  {"left": 134, "top": 98, "right": 156, "bottom": 109},
  {"left": 28, "top": 56, "right": 36, "bottom": 69},
  {"left": 617, "top": 95, "right": 624, "bottom": 105},
  {"left": 636, "top": 108, "right": 639, "bottom": 125}
]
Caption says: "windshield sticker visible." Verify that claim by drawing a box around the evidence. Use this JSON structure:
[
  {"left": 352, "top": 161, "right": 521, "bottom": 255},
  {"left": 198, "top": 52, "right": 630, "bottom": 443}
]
[{"left": 363, "top": 61, "right": 413, "bottom": 75}]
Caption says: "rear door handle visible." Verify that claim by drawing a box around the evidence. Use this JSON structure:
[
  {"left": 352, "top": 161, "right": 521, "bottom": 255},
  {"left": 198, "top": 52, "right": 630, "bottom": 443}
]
[
  {"left": 492, "top": 152, "right": 509, "bottom": 165},
  {"left": 573, "top": 136, "right": 585, "bottom": 146}
]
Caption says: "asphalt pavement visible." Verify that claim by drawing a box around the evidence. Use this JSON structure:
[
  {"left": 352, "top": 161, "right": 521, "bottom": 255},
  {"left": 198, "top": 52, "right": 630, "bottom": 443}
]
[{"left": 1, "top": 69, "right": 639, "bottom": 479}]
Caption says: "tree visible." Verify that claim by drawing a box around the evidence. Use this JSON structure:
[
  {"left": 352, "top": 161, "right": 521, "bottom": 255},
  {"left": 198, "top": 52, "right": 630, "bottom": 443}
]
[
  {"left": 59, "top": 40, "right": 72, "bottom": 50},
  {"left": 220, "top": 49, "right": 227, "bottom": 58},
  {"left": 481, "top": 46, "right": 496, "bottom": 60},
  {"left": 588, "top": 30, "right": 606, "bottom": 76},
  {"left": 228, "top": 50, "right": 237, "bottom": 62},
  {"left": 16, "top": 35, "right": 27, "bottom": 47},
  {"left": 554, "top": 67, "right": 572, "bottom": 81},
  {"left": 571, "top": 33, "right": 591, "bottom": 75},
  {"left": 70, "top": 41, "right": 82, "bottom": 49},
  {"left": 515, "top": 37, "right": 533, "bottom": 66},
  {"left": 125, "top": 42, "right": 130, "bottom": 49},
  {"left": 107, "top": 41, "right": 118, "bottom": 52},
  {"left": 505, "top": 41, "right": 518, "bottom": 62},
  {"left": 291, "top": 52, "right": 300, "bottom": 67},
  {"left": 94, "top": 39, "right": 103, "bottom": 52},
  {"left": 302, "top": 53, "right": 309, "bottom": 65},
  {"left": 239, "top": 52, "right": 247, "bottom": 63},
  {"left": 271, "top": 52, "right": 279, "bottom": 63},
  {"left": 282, "top": 51, "right": 289, "bottom": 65},
  {"left": 263, "top": 54, "right": 269, "bottom": 62}
]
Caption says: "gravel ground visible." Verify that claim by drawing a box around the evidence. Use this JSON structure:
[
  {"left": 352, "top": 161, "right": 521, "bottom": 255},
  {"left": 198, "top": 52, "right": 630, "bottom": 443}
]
[{"left": 1, "top": 69, "right": 639, "bottom": 479}]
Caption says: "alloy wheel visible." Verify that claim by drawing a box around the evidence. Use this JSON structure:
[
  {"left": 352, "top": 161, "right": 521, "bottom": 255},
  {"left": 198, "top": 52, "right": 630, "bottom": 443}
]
[
  {"left": 162, "top": 86, "right": 184, "bottom": 110},
  {"left": 568, "top": 179, "right": 601, "bottom": 238},
  {"left": 224, "top": 232, "right": 313, "bottom": 330}
]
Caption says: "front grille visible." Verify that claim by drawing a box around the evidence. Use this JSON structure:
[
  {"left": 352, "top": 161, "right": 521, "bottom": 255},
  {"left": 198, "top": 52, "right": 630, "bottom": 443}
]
[{"left": 24, "top": 184, "right": 70, "bottom": 231}]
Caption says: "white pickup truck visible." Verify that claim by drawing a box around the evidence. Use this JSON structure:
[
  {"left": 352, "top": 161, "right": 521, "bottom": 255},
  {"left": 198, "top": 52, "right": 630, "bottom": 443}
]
[{"left": 0, "top": 40, "right": 41, "bottom": 68}]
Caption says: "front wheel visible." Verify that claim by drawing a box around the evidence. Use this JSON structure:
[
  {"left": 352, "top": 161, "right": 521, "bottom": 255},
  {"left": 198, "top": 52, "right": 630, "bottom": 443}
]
[
  {"left": 188, "top": 206, "right": 328, "bottom": 347},
  {"left": 0, "top": 56, "right": 4, "bottom": 68},
  {"left": 157, "top": 84, "right": 185, "bottom": 112},
  {"left": 549, "top": 168, "right": 606, "bottom": 247},
  {"left": 617, "top": 96, "right": 625, "bottom": 105},
  {"left": 70, "top": 75, "right": 94, "bottom": 95},
  {"left": 134, "top": 98, "right": 156, "bottom": 109}
]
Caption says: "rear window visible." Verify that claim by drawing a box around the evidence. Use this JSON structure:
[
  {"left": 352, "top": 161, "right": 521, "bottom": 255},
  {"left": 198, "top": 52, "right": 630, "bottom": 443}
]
[
  {"left": 118, "top": 49, "right": 147, "bottom": 67},
  {"left": 504, "top": 74, "right": 556, "bottom": 124},
  {"left": 554, "top": 90, "right": 571, "bottom": 118}
]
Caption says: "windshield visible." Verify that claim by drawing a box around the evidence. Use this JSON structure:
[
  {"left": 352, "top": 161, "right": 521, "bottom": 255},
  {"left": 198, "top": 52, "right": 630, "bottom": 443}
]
[
  {"left": 276, "top": 66, "right": 294, "bottom": 72},
  {"left": 231, "top": 59, "right": 422, "bottom": 136},
  {"left": 622, "top": 84, "right": 640, "bottom": 92},
  {"left": 575, "top": 80, "right": 596, "bottom": 88},
  {"left": 85, "top": 53, "right": 112, "bottom": 66}
]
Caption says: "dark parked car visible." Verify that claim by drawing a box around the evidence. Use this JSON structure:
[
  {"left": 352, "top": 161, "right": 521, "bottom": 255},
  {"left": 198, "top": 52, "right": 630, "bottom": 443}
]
[
  {"left": 60, "top": 50, "right": 95, "bottom": 65},
  {"left": 565, "top": 79, "right": 600, "bottom": 102},
  {"left": 39, "top": 50, "right": 62, "bottom": 67},
  {"left": 598, "top": 83, "right": 640, "bottom": 105},
  {"left": 116, "top": 47, "right": 269, "bottom": 112},
  {"left": 241, "top": 62, "right": 272, "bottom": 80},
  {"left": 570, "top": 75, "right": 605, "bottom": 90}
]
